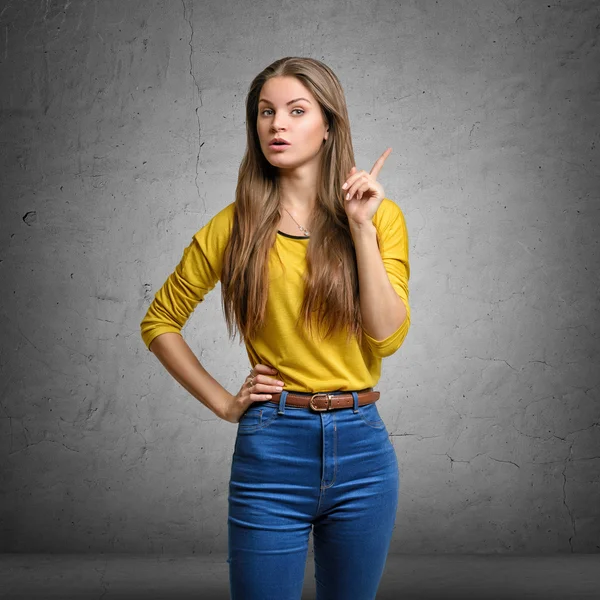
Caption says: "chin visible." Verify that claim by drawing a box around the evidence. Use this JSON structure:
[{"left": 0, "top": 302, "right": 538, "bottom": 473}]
[
  {"left": 266, "top": 156, "right": 294, "bottom": 169},
  {"left": 269, "top": 153, "right": 321, "bottom": 171}
]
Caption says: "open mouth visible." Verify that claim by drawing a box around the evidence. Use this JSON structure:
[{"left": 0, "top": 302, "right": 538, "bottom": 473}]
[{"left": 269, "top": 142, "right": 291, "bottom": 151}]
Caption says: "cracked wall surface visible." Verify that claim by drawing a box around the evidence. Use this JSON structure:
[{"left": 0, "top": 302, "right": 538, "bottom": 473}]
[{"left": 0, "top": 0, "right": 599, "bottom": 554}]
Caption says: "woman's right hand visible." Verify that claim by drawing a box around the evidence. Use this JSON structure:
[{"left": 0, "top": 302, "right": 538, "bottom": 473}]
[{"left": 222, "top": 364, "right": 285, "bottom": 423}]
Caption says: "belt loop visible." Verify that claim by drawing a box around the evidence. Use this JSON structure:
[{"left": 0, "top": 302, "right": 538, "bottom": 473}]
[
  {"left": 352, "top": 391, "right": 359, "bottom": 413},
  {"left": 278, "top": 390, "right": 288, "bottom": 415}
]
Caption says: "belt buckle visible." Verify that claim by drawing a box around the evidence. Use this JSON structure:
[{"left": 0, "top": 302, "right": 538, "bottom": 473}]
[{"left": 309, "top": 393, "right": 331, "bottom": 412}]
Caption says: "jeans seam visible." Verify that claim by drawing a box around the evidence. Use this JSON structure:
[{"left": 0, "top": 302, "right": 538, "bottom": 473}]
[
  {"left": 359, "top": 416, "right": 385, "bottom": 429},
  {"left": 238, "top": 408, "right": 279, "bottom": 432},
  {"left": 321, "top": 413, "right": 337, "bottom": 490},
  {"left": 357, "top": 406, "right": 385, "bottom": 429}
]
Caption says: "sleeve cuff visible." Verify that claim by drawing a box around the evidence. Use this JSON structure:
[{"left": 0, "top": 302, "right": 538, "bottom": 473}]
[
  {"left": 141, "top": 328, "right": 183, "bottom": 351},
  {"left": 362, "top": 299, "right": 410, "bottom": 358}
]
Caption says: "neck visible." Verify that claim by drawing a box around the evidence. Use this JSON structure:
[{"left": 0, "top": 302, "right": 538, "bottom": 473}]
[{"left": 277, "top": 163, "right": 319, "bottom": 214}]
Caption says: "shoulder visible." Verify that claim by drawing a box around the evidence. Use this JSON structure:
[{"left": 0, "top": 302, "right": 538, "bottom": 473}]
[
  {"left": 372, "top": 197, "right": 407, "bottom": 236},
  {"left": 206, "top": 201, "right": 236, "bottom": 229},
  {"left": 192, "top": 202, "right": 236, "bottom": 245}
]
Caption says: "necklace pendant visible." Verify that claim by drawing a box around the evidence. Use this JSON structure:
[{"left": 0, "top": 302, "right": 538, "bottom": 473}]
[{"left": 283, "top": 205, "right": 310, "bottom": 237}]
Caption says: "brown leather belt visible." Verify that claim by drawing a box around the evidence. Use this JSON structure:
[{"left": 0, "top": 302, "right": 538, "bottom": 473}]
[{"left": 268, "top": 389, "right": 379, "bottom": 412}]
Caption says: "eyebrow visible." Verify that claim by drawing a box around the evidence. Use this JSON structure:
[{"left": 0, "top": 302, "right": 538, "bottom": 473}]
[{"left": 258, "top": 97, "right": 312, "bottom": 105}]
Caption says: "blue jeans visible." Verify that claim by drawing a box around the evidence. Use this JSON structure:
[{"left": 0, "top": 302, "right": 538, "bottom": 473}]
[{"left": 227, "top": 390, "right": 400, "bottom": 600}]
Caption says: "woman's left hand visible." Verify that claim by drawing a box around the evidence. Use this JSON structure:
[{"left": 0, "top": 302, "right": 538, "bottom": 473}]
[{"left": 342, "top": 147, "right": 392, "bottom": 227}]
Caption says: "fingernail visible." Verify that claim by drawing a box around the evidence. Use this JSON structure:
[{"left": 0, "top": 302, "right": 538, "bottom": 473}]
[
  {"left": 277, "top": 381, "right": 284, "bottom": 386},
  {"left": 275, "top": 387, "right": 282, "bottom": 391},
  {"left": 346, "top": 192, "right": 350, "bottom": 200},
  {"left": 342, "top": 182, "right": 347, "bottom": 189}
]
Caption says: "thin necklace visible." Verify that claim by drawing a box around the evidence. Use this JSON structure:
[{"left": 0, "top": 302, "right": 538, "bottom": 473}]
[{"left": 282, "top": 206, "right": 310, "bottom": 237}]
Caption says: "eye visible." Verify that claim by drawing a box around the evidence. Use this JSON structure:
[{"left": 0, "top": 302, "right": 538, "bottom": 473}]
[{"left": 259, "top": 108, "right": 305, "bottom": 116}]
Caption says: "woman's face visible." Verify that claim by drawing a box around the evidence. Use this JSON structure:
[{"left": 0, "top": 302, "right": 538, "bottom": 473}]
[{"left": 256, "top": 76, "right": 329, "bottom": 171}]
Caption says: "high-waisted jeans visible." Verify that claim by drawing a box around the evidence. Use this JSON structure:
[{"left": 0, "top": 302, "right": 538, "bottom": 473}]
[{"left": 227, "top": 390, "right": 400, "bottom": 600}]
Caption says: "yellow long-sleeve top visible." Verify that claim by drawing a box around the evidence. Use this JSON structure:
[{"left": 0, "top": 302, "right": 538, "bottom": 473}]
[{"left": 140, "top": 198, "right": 410, "bottom": 393}]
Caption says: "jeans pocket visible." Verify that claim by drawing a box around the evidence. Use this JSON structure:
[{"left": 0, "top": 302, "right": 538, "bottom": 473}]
[
  {"left": 237, "top": 401, "right": 280, "bottom": 433},
  {"left": 357, "top": 402, "right": 386, "bottom": 429}
]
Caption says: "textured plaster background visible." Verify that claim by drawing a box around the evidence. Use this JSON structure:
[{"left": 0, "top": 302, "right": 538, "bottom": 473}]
[{"left": 0, "top": 0, "right": 598, "bottom": 555}]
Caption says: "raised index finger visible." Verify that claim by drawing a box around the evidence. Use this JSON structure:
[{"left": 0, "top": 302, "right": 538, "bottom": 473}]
[{"left": 370, "top": 147, "right": 392, "bottom": 179}]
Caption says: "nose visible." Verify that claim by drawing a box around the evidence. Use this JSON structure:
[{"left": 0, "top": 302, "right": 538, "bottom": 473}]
[{"left": 270, "top": 111, "right": 288, "bottom": 133}]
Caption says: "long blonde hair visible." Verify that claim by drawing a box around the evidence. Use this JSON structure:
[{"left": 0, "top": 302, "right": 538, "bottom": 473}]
[{"left": 221, "top": 57, "right": 370, "bottom": 345}]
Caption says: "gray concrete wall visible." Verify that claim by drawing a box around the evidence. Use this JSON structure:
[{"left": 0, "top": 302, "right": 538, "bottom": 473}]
[{"left": 0, "top": 0, "right": 598, "bottom": 555}]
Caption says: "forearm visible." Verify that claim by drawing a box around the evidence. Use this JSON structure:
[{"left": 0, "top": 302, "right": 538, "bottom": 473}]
[
  {"left": 148, "top": 332, "right": 232, "bottom": 419},
  {"left": 351, "top": 222, "right": 407, "bottom": 340}
]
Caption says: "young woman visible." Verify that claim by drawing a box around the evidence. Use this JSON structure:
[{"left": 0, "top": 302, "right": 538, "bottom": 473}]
[{"left": 140, "top": 56, "right": 411, "bottom": 600}]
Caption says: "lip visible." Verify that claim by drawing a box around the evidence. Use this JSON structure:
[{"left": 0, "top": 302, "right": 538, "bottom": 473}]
[{"left": 269, "top": 138, "right": 291, "bottom": 147}]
